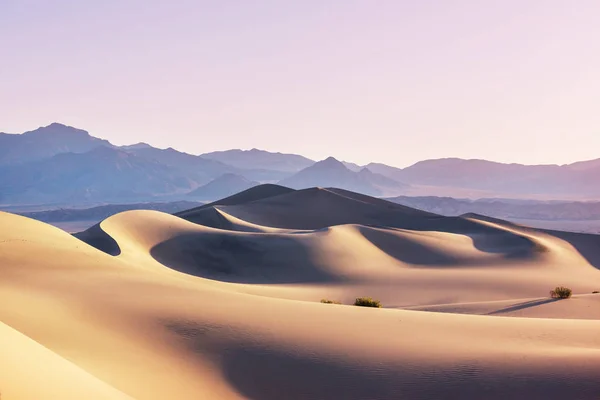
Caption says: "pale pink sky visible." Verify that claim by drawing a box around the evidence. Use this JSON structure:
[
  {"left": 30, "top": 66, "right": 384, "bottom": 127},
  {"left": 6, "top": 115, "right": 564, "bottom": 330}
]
[{"left": 1, "top": 0, "right": 599, "bottom": 167}]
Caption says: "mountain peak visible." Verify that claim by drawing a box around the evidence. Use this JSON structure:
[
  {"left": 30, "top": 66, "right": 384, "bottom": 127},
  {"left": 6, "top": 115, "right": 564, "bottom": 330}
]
[
  {"left": 319, "top": 156, "right": 343, "bottom": 166},
  {"left": 27, "top": 123, "right": 90, "bottom": 137},
  {"left": 47, "top": 122, "right": 69, "bottom": 129},
  {"left": 311, "top": 157, "right": 348, "bottom": 172},
  {"left": 0, "top": 123, "right": 114, "bottom": 166},
  {"left": 122, "top": 142, "right": 153, "bottom": 150}
]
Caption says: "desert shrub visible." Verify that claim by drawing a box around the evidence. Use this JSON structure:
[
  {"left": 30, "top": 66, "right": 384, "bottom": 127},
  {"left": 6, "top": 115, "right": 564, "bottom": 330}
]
[
  {"left": 320, "top": 299, "right": 342, "bottom": 304},
  {"left": 593, "top": 291, "right": 599, "bottom": 294},
  {"left": 550, "top": 286, "right": 572, "bottom": 299},
  {"left": 354, "top": 297, "right": 382, "bottom": 308}
]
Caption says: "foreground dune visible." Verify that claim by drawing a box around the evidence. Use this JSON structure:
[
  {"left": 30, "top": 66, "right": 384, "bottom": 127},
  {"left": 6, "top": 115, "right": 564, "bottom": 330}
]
[
  {"left": 0, "top": 322, "right": 133, "bottom": 399},
  {"left": 2, "top": 185, "right": 600, "bottom": 399}
]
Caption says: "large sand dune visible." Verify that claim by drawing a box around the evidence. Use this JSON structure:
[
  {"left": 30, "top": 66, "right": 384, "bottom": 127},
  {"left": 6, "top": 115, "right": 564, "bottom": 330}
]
[{"left": 2, "top": 185, "right": 600, "bottom": 399}]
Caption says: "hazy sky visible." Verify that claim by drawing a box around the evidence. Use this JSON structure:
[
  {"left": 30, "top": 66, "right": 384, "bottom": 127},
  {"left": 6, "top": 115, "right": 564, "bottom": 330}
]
[{"left": 1, "top": 0, "right": 599, "bottom": 167}]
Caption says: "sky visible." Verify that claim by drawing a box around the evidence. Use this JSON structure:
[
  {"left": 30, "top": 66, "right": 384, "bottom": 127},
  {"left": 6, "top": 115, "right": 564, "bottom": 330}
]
[{"left": 1, "top": 0, "right": 599, "bottom": 168}]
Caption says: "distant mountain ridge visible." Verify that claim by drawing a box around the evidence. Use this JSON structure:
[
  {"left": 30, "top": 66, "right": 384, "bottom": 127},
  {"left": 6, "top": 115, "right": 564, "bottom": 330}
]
[
  {"left": 369, "top": 158, "right": 600, "bottom": 198},
  {"left": 1, "top": 122, "right": 600, "bottom": 205},
  {"left": 279, "top": 157, "right": 408, "bottom": 196},
  {"left": 0, "top": 146, "right": 194, "bottom": 204},
  {"left": 0, "top": 123, "right": 308, "bottom": 204},
  {"left": 0, "top": 123, "right": 112, "bottom": 165},
  {"left": 200, "top": 148, "right": 314, "bottom": 172},
  {"left": 123, "top": 145, "right": 237, "bottom": 185}
]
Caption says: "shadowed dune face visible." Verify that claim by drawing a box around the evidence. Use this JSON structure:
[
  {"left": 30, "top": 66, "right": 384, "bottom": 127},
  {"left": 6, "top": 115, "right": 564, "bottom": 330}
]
[
  {"left": 357, "top": 225, "right": 546, "bottom": 266},
  {"left": 544, "top": 229, "right": 600, "bottom": 270},
  {"left": 164, "top": 318, "right": 600, "bottom": 400},
  {"left": 78, "top": 187, "right": 600, "bottom": 296},
  {"left": 74, "top": 221, "right": 122, "bottom": 255},
  {"left": 149, "top": 223, "right": 549, "bottom": 285},
  {"left": 3, "top": 186, "right": 600, "bottom": 399},
  {"left": 180, "top": 188, "right": 555, "bottom": 251},
  {"left": 210, "top": 187, "right": 438, "bottom": 230},
  {"left": 151, "top": 231, "right": 339, "bottom": 283},
  {"left": 177, "top": 184, "right": 294, "bottom": 215}
]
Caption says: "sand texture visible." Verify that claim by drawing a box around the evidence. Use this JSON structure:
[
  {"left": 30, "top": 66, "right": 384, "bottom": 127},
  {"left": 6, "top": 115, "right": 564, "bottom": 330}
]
[{"left": 2, "top": 186, "right": 600, "bottom": 399}]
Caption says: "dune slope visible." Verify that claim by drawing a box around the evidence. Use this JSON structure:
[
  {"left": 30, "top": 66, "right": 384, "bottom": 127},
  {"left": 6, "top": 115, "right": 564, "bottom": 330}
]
[
  {"left": 2, "top": 185, "right": 600, "bottom": 399},
  {"left": 0, "top": 321, "right": 133, "bottom": 400}
]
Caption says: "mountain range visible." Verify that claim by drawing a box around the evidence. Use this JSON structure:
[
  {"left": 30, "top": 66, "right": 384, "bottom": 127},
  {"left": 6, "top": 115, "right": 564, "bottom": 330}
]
[
  {"left": 200, "top": 148, "right": 314, "bottom": 172},
  {"left": 0, "top": 123, "right": 111, "bottom": 165},
  {"left": 367, "top": 158, "right": 600, "bottom": 198},
  {"left": 1, "top": 122, "right": 600, "bottom": 206},
  {"left": 280, "top": 157, "right": 406, "bottom": 196}
]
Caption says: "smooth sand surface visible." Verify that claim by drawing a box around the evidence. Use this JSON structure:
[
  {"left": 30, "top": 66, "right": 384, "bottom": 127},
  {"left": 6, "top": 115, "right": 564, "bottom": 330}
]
[
  {"left": 2, "top": 186, "right": 600, "bottom": 399},
  {"left": 0, "top": 321, "right": 133, "bottom": 400}
]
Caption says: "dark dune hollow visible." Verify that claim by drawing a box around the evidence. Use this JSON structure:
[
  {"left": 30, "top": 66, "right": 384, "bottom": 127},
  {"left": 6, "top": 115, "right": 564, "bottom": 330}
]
[
  {"left": 73, "top": 222, "right": 121, "bottom": 256},
  {"left": 150, "top": 231, "right": 340, "bottom": 284}
]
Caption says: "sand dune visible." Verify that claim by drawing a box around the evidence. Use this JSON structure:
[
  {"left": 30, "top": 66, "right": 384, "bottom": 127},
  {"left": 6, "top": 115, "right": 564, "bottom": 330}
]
[
  {"left": 404, "top": 294, "right": 600, "bottom": 319},
  {"left": 0, "top": 321, "right": 133, "bottom": 400},
  {"left": 2, "top": 185, "right": 600, "bottom": 399}
]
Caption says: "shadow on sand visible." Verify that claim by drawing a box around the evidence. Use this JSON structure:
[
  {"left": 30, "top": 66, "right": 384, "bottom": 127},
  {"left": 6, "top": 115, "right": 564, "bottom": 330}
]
[
  {"left": 486, "top": 298, "right": 559, "bottom": 315},
  {"left": 544, "top": 230, "right": 600, "bottom": 270}
]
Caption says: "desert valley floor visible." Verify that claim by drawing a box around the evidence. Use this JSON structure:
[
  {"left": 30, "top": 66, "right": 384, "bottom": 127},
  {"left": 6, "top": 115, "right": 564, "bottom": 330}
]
[{"left": 2, "top": 185, "right": 600, "bottom": 399}]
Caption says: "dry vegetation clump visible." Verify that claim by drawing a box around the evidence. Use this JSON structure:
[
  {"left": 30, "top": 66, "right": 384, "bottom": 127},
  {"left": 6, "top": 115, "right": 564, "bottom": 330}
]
[
  {"left": 550, "top": 286, "right": 572, "bottom": 299},
  {"left": 320, "top": 299, "right": 342, "bottom": 304},
  {"left": 354, "top": 297, "right": 382, "bottom": 308}
]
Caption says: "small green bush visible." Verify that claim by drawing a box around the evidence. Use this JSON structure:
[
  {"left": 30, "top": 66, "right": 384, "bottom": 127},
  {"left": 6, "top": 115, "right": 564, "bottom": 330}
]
[
  {"left": 354, "top": 297, "right": 382, "bottom": 308},
  {"left": 320, "top": 299, "right": 342, "bottom": 304},
  {"left": 550, "top": 286, "right": 572, "bottom": 299}
]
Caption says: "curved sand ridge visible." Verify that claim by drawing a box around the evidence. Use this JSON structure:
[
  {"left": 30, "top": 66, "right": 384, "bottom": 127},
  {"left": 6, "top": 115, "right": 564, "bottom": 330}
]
[{"left": 1, "top": 185, "right": 600, "bottom": 399}]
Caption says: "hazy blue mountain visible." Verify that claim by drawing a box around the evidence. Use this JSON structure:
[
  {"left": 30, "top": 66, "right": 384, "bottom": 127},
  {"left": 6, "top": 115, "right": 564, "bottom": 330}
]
[
  {"left": 368, "top": 158, "right": 600, "bottom": 198},
  {"left": 0, "top": 123, "right": 112, "bottom": 165},
  {"left": 123, "top": 146, "right": 236, "bottom": 185},
  {"left": 124, "top": 146, "right": 293, "bottom": 183},
  {"left": 200, "top": 148, "right": 314, "bottom": 172},
  {"left": 120, "top": 142, "right": 154, "bottom": 150},
  {"left": 342, "top": 161, "right": 363, "bottom": 172},
  {"left": 566, "top": 158, "right": 600, "bottom": 171},
  {"left": 279, "top": 157, "right": 408, "bottom": 196},
  {"left": 0, "top": 124, "right": 301, "bottom": 205},
  {"left": 3, "top": 123, "right": 600, "bottom": 205},
  {"left": 363, "top": 162, "right": 404, "bottom": 181},
  {"left": 0, "top": 146, "right": 194, "bottom": 204}
]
